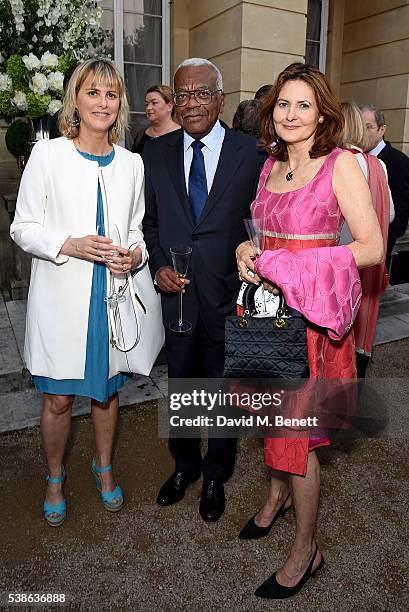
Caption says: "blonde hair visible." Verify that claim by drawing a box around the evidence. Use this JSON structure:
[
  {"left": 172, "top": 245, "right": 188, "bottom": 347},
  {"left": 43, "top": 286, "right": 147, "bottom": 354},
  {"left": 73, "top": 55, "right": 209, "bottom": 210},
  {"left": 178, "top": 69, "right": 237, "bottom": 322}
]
[
  {"left": 340, "top": 101, "right": 369, "bottom": 151},
  {"left": 59, "top": 58, "right": 129, "bottom": 143}
]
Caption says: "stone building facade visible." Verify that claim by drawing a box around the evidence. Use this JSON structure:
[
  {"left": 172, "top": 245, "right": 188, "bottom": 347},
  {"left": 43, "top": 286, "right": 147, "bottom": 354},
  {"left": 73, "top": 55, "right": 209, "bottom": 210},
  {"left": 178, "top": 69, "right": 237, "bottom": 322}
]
[
  {"left": 0, "top": 0, "right": 408, "bottom": 289},
  {"left": 2, "top": 0, "right": 409, "bottom": 195}
]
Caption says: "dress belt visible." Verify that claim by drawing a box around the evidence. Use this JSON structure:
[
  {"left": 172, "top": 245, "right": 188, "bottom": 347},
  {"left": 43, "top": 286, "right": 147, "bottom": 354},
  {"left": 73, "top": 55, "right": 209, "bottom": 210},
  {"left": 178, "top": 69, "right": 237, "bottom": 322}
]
[{"left": 261, "top": 230, "right": 339, "bottom": 240}]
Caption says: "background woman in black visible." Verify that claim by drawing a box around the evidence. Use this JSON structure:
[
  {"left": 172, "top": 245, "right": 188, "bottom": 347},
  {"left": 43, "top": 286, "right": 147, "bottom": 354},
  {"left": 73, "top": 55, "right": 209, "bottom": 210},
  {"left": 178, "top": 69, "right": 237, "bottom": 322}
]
[{"left": 131, "top": 84, "right": 179, "bottom": 154}]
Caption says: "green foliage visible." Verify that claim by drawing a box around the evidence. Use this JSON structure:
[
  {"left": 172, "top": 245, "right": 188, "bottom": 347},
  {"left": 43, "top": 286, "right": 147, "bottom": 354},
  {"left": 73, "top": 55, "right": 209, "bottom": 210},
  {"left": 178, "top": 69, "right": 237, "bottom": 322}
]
[
  {"left": 6, "top": 55, "right": 27, "bottom": 91},
  {"left": 5, "top": 119, "right": 30, "bottom": 156},
  {"left": 26, "top": 92, "right": 51, "bottom": 118},
  {"left": 0, "top": 92, "right": 18, "bottom": 118},
  {"left": 58, "top": 55, "right": 72, "bottom": 75}
]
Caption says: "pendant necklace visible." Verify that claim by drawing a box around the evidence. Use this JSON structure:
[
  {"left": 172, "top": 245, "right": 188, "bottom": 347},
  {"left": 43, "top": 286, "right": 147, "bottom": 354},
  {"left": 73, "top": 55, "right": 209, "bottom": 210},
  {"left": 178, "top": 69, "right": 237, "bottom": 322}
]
[
  {"left": 285, "top": 167, "right": 294, "bottom": 181},
  {"left": 285, "top": 158, "right": 309, "bottom": 182}
]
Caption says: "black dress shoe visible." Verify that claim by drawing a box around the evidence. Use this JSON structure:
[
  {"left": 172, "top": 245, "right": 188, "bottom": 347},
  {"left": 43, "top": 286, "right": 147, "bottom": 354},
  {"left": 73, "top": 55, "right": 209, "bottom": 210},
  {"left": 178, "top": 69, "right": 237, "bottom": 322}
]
[
  {"left": 199, "top": 480, "right": 225, "bottom": 522},
  {"left": 255, "top": 544, "right": 324, "bottom": 599},
  {"left": 156, "top": 471, "right": 200, "bottom": 506},
  {"left": 239, "top": 492, "right": 291, "bottom": 540}
]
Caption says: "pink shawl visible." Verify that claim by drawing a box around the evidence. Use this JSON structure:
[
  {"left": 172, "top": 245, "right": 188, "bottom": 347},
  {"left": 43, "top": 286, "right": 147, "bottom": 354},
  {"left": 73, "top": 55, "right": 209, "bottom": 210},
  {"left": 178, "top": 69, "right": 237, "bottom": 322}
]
[
  {"left": 353, "top": 154, "right": 390, "bottom": 355},
  {"left": 255, "top": 245, "right": 362, "bottom": 341}
]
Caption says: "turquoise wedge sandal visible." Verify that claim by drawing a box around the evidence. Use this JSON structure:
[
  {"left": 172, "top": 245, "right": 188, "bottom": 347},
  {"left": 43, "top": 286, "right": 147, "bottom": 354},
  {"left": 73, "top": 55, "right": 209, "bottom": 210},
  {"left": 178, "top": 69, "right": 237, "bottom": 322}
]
[
  {"left": 43, "top": 467, "right": 66, "bottom": 527},
  {"left": 91, "top": 459, "right": 124, "bottom": 512}
]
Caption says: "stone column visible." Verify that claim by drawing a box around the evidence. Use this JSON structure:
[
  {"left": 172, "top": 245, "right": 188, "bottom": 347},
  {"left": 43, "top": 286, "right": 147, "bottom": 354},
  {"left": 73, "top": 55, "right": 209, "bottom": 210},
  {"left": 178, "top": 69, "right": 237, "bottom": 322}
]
[
  {"left": 326, "top": 0, "right": 345, "bottom": 96},
  {"left": 340, "top": 0, "right": 409, "bottom": 155},
  {"left": 171, "top": 0, "right": 307, "bottom": 124}
]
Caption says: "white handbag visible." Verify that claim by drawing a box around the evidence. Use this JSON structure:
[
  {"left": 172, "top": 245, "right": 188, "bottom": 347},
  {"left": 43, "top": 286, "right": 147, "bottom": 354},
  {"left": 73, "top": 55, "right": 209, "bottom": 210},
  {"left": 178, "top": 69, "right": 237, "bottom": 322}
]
[{"left": 107, "top": 259, "right": 164, "bottom": 376}]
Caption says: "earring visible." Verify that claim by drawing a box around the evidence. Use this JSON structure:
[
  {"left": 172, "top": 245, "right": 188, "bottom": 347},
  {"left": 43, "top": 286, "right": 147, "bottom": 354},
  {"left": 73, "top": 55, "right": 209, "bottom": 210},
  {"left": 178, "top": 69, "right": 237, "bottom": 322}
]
[
  {"left": 68, "top": 109, "right": 80, "bottom": 127},
  {"left": 318, "top": 117, "right": 324, "bottom": 123},
  {"left": 111, "top": 122, "right": 121, "bottom": 136}
]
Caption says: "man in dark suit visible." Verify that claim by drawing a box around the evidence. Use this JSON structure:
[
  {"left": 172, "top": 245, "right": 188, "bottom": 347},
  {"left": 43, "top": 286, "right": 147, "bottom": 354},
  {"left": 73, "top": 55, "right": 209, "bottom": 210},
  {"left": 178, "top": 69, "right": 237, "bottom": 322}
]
[
  {"left": 143, "top": 58, "right": 264, "bottom": 522},
  {"left": 361, "top": 104, "right": 409, "bottom": 267}
]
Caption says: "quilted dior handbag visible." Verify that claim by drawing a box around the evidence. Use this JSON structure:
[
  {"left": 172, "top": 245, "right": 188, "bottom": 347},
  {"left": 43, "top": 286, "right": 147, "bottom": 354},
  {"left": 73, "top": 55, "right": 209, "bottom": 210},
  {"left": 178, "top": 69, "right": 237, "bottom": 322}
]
[
  {"left": 224, "top": 284, "right": 309, "bottom": 379},
  {"left": 107, "top": 259, "right": 164, "bottom": 376}
]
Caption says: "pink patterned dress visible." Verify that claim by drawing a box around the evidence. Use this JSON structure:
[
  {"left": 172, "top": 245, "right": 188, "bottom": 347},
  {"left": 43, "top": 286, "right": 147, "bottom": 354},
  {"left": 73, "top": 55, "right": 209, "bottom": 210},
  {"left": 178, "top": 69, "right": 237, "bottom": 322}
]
[{"left": 251, "top": 148, "right": 361, "bottom": 476}]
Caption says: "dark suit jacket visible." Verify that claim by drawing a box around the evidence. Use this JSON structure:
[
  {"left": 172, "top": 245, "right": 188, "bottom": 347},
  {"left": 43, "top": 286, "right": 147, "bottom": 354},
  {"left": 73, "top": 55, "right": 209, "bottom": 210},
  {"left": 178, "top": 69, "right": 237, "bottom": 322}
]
[
  {"left": 142, "top": 125, "right": 265, "bottom": 342},
  {"left": 377, "top": 141, "right": 409, "bottom": 241}
]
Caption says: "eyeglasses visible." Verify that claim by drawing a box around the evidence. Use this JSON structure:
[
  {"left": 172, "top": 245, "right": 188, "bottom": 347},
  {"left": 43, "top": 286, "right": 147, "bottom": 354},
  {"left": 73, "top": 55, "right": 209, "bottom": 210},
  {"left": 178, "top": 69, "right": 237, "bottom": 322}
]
[{"left": 173, "top": 89, "right": 222, "bottom": 107}]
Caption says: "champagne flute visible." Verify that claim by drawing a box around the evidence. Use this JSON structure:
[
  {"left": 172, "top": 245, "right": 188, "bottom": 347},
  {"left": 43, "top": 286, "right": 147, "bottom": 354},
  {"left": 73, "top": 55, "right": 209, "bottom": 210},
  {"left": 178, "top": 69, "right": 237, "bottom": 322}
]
[
  {"left": 169, "top": 245, "right": 192, "bottom": 334},
  {"left": 105, "top": 224, "right": 126, "bottom": 308},
  {"left": 243, "top": 217, "right": 265, "bottom": 256},
  {"left": 109, "top": 223, "right": 122, "bottom": 259}
]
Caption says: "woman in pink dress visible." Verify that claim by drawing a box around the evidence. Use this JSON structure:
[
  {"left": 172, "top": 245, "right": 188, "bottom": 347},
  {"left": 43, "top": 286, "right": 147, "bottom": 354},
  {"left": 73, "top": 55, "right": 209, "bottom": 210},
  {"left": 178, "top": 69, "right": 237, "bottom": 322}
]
[{"left": 236, "top": 63, "right": 384, "bottom": 599}]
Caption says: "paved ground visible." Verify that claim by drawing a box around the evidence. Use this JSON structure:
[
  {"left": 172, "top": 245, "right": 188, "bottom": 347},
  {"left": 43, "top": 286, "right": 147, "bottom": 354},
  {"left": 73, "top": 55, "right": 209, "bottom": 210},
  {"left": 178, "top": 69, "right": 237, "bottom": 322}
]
[{"left": 0, "top": 339, "right": 408, "bottom": 612}]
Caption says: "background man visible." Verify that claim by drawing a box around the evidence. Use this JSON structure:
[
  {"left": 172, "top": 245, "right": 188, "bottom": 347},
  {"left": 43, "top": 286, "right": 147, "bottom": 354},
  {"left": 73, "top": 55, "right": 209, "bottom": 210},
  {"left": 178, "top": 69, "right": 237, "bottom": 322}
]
[
  {"left": 361, "top": 104, "right": 409, "bottom": 266},
  {"left": 143, "top": 58, "right": 264, "bottom": 522}
]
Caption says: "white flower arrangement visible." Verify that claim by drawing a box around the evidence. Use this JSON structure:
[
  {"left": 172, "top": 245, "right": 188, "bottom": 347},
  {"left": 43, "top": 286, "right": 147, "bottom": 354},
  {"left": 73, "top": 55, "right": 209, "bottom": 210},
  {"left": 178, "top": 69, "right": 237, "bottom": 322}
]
[
  {"left": 22, "top": 53, "right": 41, "bottom": 71},
  {"left": 0, "top": 1, "right": 106, "bottom": 119},
  {"left": 47, "top": 71, "right": 64, "bottom": 92},
  {"left": 47, "top": 99, "right": 62, "bottom": 116},
  {"left": 12, "top": 90, "right": 27, "bottom": 110},
  {"left": 9, "top": 0, "right": 25, "bottom": 33},
  {"left": 29, "top": 72, "right": 48, "bottom": 95},
  {"left": 41, "top": 51, "right": 59, "bottom": 69},
  {"left": 0, "top": 73, "right": 12, "bottom": 91}
]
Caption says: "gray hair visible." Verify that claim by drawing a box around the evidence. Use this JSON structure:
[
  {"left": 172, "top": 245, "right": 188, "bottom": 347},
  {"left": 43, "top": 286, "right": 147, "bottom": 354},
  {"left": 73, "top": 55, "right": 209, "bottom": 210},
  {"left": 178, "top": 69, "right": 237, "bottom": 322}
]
[
  {"left": 360, "top": 104, "right": 385, "bottom": 128},
  {"left": 174, "top": 58, "right": 223, "bottom": 91}
]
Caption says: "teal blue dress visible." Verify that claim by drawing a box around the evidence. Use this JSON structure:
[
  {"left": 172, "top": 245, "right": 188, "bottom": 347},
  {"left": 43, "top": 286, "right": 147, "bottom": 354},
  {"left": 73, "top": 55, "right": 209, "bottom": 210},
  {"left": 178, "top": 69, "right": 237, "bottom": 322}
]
[{"left": 33, "top": 149, "right": 130, "bottom": 402}]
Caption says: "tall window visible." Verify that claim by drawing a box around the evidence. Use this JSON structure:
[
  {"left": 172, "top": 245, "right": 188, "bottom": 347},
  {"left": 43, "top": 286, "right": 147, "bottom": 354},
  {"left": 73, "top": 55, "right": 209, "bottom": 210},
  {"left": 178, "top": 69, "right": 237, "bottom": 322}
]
[
  {"left": 305, "top": 0, "right": 329, "bottom": 71},
  {"left": 101, "top": 0, "right": 170, "bottom": 146}
]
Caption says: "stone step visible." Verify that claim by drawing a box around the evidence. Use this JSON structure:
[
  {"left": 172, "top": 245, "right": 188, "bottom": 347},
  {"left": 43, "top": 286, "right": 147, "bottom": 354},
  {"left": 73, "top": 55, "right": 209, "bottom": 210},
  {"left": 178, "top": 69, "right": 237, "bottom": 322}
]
[{"left": 379, "top": 283, "right": 409, "bottom": 317}]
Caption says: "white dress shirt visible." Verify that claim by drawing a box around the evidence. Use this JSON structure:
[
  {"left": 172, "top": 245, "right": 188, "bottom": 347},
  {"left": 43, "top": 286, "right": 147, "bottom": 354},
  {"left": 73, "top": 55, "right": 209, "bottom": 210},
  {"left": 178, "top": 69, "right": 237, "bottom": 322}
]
[
  {"left": 183, "top": 120, "right": 225, "bottom": 194},
  {"left": 369, "top": 139, "right": 386, "bottom": 157}
]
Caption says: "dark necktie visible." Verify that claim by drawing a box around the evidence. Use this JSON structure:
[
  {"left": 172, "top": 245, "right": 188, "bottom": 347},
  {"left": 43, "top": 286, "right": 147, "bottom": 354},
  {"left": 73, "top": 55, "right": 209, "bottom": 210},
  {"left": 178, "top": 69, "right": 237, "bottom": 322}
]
[{"left": 188, "top": 140, "right": 208, "bottom": 224}]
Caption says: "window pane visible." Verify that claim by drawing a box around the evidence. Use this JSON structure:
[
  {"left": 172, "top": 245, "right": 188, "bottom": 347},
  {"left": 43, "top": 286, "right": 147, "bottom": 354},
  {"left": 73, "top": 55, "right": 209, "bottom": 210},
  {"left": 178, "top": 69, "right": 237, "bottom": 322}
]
[
  {"left": 306, "top": 0, "right": 321, "bottom": 42},
  {"left": 305, "top": 41, "right": 320, "bottom": 68},
  {"left": 101, "top": 10, "right": 114, "bottom": 59},
  {"left": 125, "top": 64, "right": 162, "bottom": 112},
  {"left": 123, "top": 14, "right": 162, "bottom": 64},
  {"left": 124, "top": 0, "right": 162, "bottom": 15}
]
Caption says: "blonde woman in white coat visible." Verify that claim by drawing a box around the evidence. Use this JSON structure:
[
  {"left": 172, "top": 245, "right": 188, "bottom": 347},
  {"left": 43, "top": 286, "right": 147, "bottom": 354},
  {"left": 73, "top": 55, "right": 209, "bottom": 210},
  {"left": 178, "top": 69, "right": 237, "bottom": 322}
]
[{"left": 11, "top": 59, "right": 145, "bottom": 526}]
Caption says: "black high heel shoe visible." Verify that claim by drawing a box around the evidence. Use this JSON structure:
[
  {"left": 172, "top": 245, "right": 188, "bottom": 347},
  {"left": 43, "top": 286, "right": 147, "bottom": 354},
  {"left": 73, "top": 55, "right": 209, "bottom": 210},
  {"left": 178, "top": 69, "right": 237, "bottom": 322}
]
[
  {"left": 254, "top": 544, "right": 324, "bottom": 599},
  {"left": 239, "top": 492, "right": 291, "bottom": 540}
]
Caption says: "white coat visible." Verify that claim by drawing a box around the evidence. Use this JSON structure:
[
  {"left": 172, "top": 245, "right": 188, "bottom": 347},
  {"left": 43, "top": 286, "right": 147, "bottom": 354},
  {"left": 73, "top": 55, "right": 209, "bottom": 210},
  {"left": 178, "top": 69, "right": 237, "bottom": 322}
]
[{"left": 10, "top": 137, "right": 146, "bottom": 379}]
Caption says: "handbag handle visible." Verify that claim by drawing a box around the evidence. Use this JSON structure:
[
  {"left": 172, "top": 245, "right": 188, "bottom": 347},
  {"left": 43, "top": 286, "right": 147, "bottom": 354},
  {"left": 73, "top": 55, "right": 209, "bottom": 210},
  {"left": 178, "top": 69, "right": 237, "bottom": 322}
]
[
  {"left": 239, "top": 283, "right": 288, "bottom": 329},
  {"left": 101, "top": 173, "right": 142, "bottom": 352},
  {"left": 108, "top": 270, "right": 141, "bottom": 352},
  {"left": 243, "top": 283, "right": 287, "bottom": 318}
]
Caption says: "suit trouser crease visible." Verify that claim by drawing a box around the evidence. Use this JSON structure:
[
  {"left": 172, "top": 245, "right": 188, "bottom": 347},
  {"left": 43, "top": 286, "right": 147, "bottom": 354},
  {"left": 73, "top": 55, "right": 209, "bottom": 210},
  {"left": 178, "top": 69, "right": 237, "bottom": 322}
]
[{"left": 166, "top": 315, "right": 237, "bottom": 481}]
